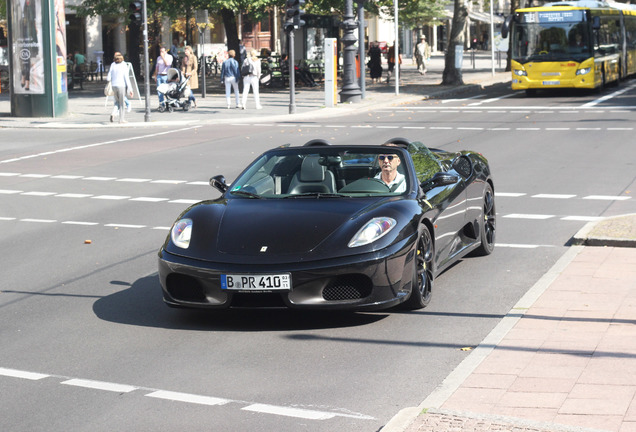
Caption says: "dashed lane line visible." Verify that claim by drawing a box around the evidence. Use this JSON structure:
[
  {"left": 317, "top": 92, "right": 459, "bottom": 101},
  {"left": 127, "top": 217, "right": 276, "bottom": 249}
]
[
  {"left": 0, "top": 366, "right": 374, "bottom": 421},
  {"left": 0, "top": 126, "right": 202, "bottom": 165}
]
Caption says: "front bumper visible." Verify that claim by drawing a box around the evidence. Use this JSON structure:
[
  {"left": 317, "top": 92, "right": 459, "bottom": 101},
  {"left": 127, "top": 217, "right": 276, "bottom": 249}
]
[{"left": 158, "top": 237, "right": 417, "bottom": 311}]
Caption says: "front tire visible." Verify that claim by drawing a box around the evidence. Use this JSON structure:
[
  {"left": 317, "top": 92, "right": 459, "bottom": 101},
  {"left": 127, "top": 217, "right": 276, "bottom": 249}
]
[{"left": 403, "top": 225, "right": 434, "bottom": 309}]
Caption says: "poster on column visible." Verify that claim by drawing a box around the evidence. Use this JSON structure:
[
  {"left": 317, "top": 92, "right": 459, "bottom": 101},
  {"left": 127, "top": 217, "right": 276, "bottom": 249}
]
[
  {"left": 54, "top": 0, "right": 68, "bottom": 93},
  {"left": 11, "top": 0, "right": 45, "bottom": 94}
]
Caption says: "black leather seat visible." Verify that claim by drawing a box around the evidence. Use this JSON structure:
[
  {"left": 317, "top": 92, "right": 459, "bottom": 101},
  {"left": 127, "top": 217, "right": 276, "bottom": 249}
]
[{"left": 287, "top": 156, "right": 336, "bottom": 194}]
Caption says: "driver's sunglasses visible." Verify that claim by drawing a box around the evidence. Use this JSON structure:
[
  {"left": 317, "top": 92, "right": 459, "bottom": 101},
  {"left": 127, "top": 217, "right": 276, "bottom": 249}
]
[{"left": 378, "top": 155, "right": 395, "bottom": 161}]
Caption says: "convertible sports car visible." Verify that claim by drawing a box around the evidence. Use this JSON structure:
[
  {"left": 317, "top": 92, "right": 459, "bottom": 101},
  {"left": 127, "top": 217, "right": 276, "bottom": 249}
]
[{"left": 158, "top": 138, "right": 495, "bottom": 311}]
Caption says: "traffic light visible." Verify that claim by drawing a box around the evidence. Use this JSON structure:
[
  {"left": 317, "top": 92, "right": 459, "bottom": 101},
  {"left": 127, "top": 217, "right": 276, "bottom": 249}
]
[
  {"left": 284, "top": 0, "right": 305, "bottom": 31},
  {"left": 129, "top": 1, "right": 142, "bottom": 24}
]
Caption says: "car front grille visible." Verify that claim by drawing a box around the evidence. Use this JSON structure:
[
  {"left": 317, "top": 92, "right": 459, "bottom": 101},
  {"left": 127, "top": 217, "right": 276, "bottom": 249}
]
[{"left": 322, "top": 275, "right": 372, "bottom": 301}]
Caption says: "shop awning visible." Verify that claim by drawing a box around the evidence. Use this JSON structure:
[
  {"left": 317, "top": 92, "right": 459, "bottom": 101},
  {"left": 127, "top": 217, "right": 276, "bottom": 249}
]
[{"left": 443, "top": 8, "right": 505, "bottom": 24}]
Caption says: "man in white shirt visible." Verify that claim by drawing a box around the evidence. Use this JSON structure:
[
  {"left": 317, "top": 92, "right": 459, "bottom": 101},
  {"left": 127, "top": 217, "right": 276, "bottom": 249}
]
[
  {"left": 375, "top": 153, "right": 406, "bottom": 192},
  {"left": 151, "top": 46, "right": 173, "bottom": 109}
]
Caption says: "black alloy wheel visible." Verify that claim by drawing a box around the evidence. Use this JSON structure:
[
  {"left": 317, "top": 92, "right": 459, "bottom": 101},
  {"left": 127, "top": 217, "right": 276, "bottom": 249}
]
[
  {"left": 403, "top": 225, "right": 434, "bottom": 309},
  {"left": 476, "top": 183, "right": 496, "bottom": 256}
]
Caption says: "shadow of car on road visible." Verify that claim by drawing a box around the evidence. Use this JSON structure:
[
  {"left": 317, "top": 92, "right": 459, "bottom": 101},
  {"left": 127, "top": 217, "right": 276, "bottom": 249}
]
[{"left": 92, "top": 274, "right": 388, "bottom": 331}]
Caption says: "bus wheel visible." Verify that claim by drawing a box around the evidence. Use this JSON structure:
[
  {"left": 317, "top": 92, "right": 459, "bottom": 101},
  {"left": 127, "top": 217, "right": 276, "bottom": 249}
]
[{"left": 597, "top": 71, "right": 605, "bottom": 93}]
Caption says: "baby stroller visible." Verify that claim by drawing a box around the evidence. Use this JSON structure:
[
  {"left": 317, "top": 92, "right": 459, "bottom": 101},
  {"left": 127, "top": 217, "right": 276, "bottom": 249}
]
[{"left": 157, "top": 68, "right": 192, "bottom": 112}]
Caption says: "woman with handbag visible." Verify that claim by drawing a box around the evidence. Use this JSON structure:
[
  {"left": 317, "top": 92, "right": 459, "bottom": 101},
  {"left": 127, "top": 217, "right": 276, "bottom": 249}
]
[
  {"left": 241, "top": 49, "right": 262, "bottom": 110},
  {"left": 107, "top": 52, "right": 133, "bottom": 123},
  {"left": 180, "top": 45, "right": 198, "bottom": 108}
]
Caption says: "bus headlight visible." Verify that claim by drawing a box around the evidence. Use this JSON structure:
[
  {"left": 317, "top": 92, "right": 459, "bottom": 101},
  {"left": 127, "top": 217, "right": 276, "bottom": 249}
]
[
  {"left": 514, "top": 69, "right": 527, "bottom": 76},
  {"left": 576, "top": 67, "right": 591, "bottom": 75}
]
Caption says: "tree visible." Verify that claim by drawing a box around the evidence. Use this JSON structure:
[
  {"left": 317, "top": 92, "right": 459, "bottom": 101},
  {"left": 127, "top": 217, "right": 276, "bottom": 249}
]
[{"left": 442, "top": 0, "right": 467, "bottom": 85}]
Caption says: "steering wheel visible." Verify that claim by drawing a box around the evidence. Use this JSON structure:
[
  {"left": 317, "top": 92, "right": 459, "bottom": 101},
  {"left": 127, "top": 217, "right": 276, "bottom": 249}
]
[{"left": 539, "top": 50, "right": 548, "bottom": 55}]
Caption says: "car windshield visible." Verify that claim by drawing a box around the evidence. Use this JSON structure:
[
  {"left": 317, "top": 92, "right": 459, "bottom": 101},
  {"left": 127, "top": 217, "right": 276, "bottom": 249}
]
[
  {"left": 511, "top": 11, "right": 594, "bottom": 62},
  {"left": 228, "top": 146, "right": 419, "bottom": 198}
]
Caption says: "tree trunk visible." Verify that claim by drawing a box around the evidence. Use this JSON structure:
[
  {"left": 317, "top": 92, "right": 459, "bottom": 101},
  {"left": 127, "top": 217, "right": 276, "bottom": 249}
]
[
  {"left": 505, "top": 0, "right": 519, "bottom": 72},
  {"left": 221, "top": 9, "right": 239, "bottom": 58},
  {"left": 442, "top": 0, "right": 467, "bottom": 85},
  {"left": 129, "top": 22, "right": 141, "bottom": 79}
]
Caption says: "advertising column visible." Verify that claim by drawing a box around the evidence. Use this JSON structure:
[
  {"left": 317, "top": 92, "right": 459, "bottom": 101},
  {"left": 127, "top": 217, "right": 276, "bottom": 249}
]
[
  {"left": 324, "top": 38, "right": 337, "bottom": 108},
  {"left": 8, "top": 0, "right": 68, "bottom": 117}
]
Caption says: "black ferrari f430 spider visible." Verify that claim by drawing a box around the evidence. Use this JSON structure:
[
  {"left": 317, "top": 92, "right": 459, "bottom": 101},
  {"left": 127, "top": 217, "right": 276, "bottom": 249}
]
[{"left": 158, "top": 138, "right": 496, "bottom": 311}]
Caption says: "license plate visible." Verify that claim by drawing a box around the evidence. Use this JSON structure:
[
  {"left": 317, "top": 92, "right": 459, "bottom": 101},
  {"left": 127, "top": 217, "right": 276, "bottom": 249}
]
[
  {"left": 542, "top": 80, "right": 560, "bottom": 85},
  {"left": 221, "top": 274, "right": 291, "bottom": 291}
]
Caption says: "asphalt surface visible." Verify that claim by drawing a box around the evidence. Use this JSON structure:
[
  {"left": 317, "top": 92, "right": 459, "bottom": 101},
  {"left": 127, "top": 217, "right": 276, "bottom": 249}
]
[{"left": 2, "top": 51, "right": 636, "bottom": 432}]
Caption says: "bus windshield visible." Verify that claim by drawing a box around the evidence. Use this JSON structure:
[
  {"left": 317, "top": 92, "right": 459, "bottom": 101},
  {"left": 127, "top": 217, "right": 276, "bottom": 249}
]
[{"left": 512, "top": 11, "right": 592, "bottom": 62}]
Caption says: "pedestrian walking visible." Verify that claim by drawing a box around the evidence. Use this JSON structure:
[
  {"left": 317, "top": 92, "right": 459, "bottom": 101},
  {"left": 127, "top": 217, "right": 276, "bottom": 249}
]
[
  {"left": 107, "top": 52, "right": 133, "bottom": 124},
  {"left": 220, "top": 49, "right": 241, "bottom": 109},
  {"left": 367, "top": 41, "right": 383, "bottom": 84},
  {"left": 241, "top": 49, "right": 262, "bottom": 110},
  {"left": 181, "top": 45, "right": 198, "bottom": 108},
  {"left": 386, "top": 43, "right": 402, "bottom": 84},
  {"left": 415, "top": 36, "right": 431, "bottom": 75},
  {"left": 151, "top": 46, "right": 173, "bottom": 110}
]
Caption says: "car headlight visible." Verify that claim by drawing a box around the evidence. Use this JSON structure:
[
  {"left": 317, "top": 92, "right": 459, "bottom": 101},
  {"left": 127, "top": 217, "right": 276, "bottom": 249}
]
[
  {"left": 171, "top": 218, "right": 192, "bottom": 249},
  {"left": 348, "top": 217, "right": 397, "bottom": 248},
  {"left": 576, "top": 67, "right": 591, "bottom": 75},
  {"left": 514, "top": 69, "right": 527, "bottom": 76}
]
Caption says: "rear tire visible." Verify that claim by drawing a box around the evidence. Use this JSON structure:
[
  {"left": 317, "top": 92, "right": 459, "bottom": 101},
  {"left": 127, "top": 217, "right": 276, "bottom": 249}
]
[
  {"left": 475, "top": 183, "right": 496, "bottom": 256},
  {"left": 402, "top": 225, "right": 434, "bottom": 310}
]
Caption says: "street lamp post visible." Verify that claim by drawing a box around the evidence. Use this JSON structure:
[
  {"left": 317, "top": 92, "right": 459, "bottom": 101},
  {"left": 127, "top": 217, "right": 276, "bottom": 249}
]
[
  {"left": 339, "top": 0, "right": 362, "bottom": 103},
  {"left": 357, "top": 0, "right": 366, "bottom": 99}
]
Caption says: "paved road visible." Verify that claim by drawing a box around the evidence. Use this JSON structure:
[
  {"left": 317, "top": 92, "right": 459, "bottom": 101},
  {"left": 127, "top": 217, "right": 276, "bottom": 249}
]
[{"left": 1, "top": 72, "right": 636, "bottom": 431}]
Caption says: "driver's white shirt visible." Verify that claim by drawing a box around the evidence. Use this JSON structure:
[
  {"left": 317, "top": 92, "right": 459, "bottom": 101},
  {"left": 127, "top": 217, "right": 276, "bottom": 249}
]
[{"left": 375, "top": 172, "right": 406, "bottom": 193}]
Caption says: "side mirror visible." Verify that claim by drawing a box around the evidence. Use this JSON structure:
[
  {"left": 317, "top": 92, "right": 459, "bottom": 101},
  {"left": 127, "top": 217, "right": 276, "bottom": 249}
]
[
  {"left": 210, "top": 175, "right": 228, "bottom": 193},
  {"left": 420, "top": 172, "right": 459, "bottom": 191},
  {"left": 592, "top": 16, "right": 600, "bottom": 30},
  {"left": 502, "top": 15, "right": 513, "bottom": 39}
]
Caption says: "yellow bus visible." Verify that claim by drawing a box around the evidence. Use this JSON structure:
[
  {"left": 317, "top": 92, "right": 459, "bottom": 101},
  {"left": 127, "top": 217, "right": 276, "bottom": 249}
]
[{"left": 503, "top": 0, "right": 636, "bottom": 95}]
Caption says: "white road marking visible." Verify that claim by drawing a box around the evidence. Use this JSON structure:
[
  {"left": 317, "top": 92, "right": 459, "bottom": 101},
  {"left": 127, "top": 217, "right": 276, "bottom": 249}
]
[
  {"left": 0, "top": 189, "right": 22, "bottom": 194},
  {"left": 84, "top": 176, "right": 116, "bottom": 181},
  {"left": 169, "top": 199, "right": 200, "bottom": 204},
  {"left": 581, "top": 82, "right": 636, "bottom": 107},
  {"left": 62, "top": 221, "right": 99, "bottom": 226},
  {"left": 129, "top": 197, "right": 170, "bottom": 202},
  {"left": 504, "top": 214, "right": 554, "bottom": 220},
  {"left": 21, "top": 174, "right": 50, "bottom": 178},
  {"left": 104, "top": 224, "right": 146, "bottom": 229},
  {"left": 0, "top": 367, "right": 49, "bottom": 380},
  {"left": 561, "top": 216, "right": 605, "bottom": 221},
  {"left": 0, "top": 126, "right": 201, "bottom": 165},
  {"left": 0, "top": 364, "right": 375, "bottom": 421},
  {"left": 55, "top": 193, "right": 93, "bottom": 198},
  {"left": 146, "top": 390, "right": 230, "bottom": 406},
  {"left": 0, "top": 172, "right": 20, "bottom": 177},
  {"left": 151, "top": 180, "right": 187, "bottom": 184},
  {"left": 531, "top": 194, "right": 576, "bottom": 199},
  {"left": 583, "top": 195, "right": 631, "bottom": 201},
  {"left": 242, "top": 403, "right": 337, "bottom": 420},
  {"left": 20, "top": 218, "right": 57, "bottom": 223},
  {"left": 116, "top": 178, "right": 152, "bottom": 183},
  {"left": 92, "top": 195, "right": 131, "bottom": 200},
  {"left": 62, "top": 379, "right": 138, "bottom": 393},
  {"left": 21, "top": 191, "right": 57, "bottom": 196},
  {"left": 496, "top": 243, "right": 542, "bottom": 249},
  {"left": 496, "top": 192, "right": 526, "bottom": 197}
]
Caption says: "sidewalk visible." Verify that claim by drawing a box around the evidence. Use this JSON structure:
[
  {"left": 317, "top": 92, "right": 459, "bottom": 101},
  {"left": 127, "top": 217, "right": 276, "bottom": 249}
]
[
  {"left": 0, "top": 52, "right": 510, "bottom": 129},
  {"left": 384, "top": 215, "right": 636, "bottom": 432}
]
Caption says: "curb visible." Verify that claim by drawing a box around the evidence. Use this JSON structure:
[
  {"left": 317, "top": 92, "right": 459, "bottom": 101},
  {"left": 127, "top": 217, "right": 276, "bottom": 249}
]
[{"left": 571, "top": 213, "right": 636, "bottom": 248}]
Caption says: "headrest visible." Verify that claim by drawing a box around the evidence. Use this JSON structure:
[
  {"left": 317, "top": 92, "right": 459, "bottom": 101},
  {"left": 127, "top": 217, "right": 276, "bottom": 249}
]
[{"left": 299, "top": 156, "right": 325, "bottom": 182}]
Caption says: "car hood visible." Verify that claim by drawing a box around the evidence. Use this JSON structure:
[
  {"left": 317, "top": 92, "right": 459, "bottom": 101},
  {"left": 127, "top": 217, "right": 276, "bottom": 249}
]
[
  {"left": 216, "top": 198, "right": 364, "bottom": 255},
  {"left": 166, "top": 195, "right": 416, "bottom": 264}
]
